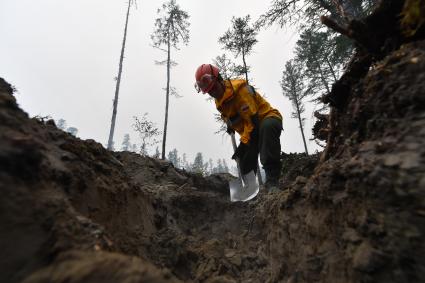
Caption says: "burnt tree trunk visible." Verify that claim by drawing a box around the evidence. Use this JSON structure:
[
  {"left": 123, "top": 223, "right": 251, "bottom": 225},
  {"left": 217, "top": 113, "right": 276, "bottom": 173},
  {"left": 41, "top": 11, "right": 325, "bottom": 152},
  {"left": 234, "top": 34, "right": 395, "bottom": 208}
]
[
  {"left": 107, "top": 0, "right": 131, "bottom": 150},
  {"left": 295, "top": 95, "right": 309, "bottom": 155},
  {"left": 161, "top": 32, "right": 171, "bottom": 160}
]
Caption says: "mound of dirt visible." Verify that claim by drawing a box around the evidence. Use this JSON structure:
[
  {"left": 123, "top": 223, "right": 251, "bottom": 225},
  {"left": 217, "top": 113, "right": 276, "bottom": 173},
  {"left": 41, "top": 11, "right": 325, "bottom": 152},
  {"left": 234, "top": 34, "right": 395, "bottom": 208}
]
[
  {"left": 261, "top": 39, "right": 425, "bottom": 282},
  {"left": 280, "top": 152, "right": 320, "bottom": 189},
  {"left": 1, "top": 1, "right": 425, "bottom": 282}
]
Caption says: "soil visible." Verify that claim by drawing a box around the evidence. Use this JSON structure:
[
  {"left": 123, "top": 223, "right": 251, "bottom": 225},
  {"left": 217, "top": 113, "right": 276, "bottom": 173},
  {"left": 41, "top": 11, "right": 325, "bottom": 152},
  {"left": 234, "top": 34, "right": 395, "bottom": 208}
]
[{"left": 1, "top": 1, "right": 424, "bottom": 282}]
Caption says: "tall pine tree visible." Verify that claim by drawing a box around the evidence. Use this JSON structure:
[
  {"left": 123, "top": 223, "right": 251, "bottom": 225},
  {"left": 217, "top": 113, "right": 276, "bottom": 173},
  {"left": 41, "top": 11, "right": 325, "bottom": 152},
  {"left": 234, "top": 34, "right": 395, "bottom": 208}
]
[
  {"left": 192, "top": 152, "right": 206, "bottom": 175},
  {"left": 151, "top": 0, "right": 190, "bottom": 159},
  {"left": 281, "top": 60, "right": 310, "bottom": 154},
  {"left": 121, "top": 134, "right": 131, "bottom": 151},
  {"left": 167, "top": 148, "right": 180, "bottom": 168},
  {"left": 219, "top": 15, "right": 258, "bottom": 84}
]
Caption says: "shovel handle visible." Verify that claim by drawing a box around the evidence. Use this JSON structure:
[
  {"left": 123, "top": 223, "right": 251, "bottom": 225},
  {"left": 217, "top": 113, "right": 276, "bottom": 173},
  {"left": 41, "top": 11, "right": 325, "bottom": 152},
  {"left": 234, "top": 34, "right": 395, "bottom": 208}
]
[{"left": 230, "top": 133, "right": 245, "bottom": 186}]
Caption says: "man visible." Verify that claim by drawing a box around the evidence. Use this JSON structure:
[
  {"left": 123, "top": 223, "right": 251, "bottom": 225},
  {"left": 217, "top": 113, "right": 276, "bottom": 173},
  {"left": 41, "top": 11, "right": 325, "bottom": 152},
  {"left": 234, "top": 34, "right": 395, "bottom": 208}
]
[{"left": 194, "top": 64, "right": 283, "bottom": 190}]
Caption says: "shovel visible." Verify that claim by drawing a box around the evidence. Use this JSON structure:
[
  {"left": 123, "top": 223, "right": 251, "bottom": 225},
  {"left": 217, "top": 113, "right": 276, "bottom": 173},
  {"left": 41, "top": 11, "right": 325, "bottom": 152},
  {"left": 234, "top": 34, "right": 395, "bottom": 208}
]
[{"left": 229, "top": 133, "right": 259, "bottom": 202}]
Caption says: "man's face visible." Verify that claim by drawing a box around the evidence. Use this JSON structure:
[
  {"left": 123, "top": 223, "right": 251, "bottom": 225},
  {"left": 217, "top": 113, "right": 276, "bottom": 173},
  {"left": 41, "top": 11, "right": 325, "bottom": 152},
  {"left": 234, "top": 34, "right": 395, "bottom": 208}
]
[{"left": 207, "top": 80, "right": 224, "bottom": 100}]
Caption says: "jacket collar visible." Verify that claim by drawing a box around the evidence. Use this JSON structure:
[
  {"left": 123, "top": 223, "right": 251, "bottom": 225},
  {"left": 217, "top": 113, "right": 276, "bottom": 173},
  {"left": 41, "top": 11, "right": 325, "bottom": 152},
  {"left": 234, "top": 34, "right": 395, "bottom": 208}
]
[{"left": 215, "top": 80, "right": 235, "bottom": 108}]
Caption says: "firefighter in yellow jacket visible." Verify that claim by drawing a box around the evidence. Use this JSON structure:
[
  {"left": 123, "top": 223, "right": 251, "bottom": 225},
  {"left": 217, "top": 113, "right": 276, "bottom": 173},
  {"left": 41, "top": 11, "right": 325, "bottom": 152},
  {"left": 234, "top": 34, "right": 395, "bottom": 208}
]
[{"left": 195, "top": 64, "right": 283, "bottom": 189}]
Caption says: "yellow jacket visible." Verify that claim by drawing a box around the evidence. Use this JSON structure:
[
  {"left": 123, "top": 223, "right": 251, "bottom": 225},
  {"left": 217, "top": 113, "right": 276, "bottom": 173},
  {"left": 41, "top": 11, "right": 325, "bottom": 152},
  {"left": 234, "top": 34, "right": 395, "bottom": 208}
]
[{"left": 215, "top": 79, "right": 282, "bottom": 144}]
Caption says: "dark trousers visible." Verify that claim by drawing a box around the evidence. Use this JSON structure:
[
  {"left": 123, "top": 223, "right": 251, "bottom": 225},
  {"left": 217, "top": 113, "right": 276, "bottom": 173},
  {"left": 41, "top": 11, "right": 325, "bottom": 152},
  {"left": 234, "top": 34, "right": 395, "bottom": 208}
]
[{"left": 240, "top": 117, "right": 282, "bottom": 178}]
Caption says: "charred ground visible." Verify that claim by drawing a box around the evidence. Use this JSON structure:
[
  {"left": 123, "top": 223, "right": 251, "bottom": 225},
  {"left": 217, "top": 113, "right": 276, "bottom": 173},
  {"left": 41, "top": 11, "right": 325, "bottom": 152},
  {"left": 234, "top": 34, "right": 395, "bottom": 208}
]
[{"left": 1, "top": 1, "right": 425, "bottom": 282}]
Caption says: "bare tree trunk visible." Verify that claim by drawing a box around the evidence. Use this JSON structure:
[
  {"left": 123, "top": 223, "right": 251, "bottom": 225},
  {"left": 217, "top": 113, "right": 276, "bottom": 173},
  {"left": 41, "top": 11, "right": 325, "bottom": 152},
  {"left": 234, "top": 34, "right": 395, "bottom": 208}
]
[
  {"left": 294, "top": 94, "right": 309, "bottom": 154},
  {"left": 161, "top": 33, "right": 171, "bottom": 160},
  {"left": 331, "top": 0, "right": 353, "bottom": 22},
  {"left": 242, "top": 50, "right": 249, "bottom": 83},
  {"left": 107, "top": 0, "right": 131, "bottom": 150},
  {"left": 289, "top": 80, "right": 309, "bottom": 154},
  {"left": 317, "top": 62, "right": 331, "bottom": 94},
  {"left": 307, "top": 36, "right": 331, "bottom": 95},
  {"left": 325, "top": 55, "right": 338, "bottom": 82}
]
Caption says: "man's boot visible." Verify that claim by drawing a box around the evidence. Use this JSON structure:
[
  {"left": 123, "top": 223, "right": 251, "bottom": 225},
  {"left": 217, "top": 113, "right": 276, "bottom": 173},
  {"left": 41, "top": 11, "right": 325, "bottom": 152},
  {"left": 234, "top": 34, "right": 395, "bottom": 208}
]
[{"left": 265, "top": 166, "right": 281, "bottom": 192}]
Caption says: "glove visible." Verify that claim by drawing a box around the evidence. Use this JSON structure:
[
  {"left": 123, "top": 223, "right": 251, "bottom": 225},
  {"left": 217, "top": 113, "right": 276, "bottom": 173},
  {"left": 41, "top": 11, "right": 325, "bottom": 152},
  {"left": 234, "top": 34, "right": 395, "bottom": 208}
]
[
  {"left": 226, "top": 125, "right": 235, "bottom": 135},
  {"left": 232, "top": 142, "right": 248, "bottom": 160}
]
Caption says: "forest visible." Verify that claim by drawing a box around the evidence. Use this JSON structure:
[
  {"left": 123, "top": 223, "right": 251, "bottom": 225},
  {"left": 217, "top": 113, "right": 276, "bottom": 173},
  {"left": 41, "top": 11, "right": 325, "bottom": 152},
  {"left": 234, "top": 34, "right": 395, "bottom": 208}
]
[{"left": 1, "top": 0, "right": 424, "bottom": 282}]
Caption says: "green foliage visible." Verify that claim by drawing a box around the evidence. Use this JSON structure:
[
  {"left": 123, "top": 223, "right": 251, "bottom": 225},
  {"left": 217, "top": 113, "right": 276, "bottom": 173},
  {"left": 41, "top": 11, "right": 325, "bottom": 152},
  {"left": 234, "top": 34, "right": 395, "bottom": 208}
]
[
  {"left": 219, "top": 15, "right": 258, "bottom": 57},
  {"left": 212, "top": 113, "right": 227, "bottom": 135},
  {"left": 219, "top": 15, "right": 258, "bottom": 83},
  {"left": 257, "top": 0, "right": 335, "bottom": 29},
  {"left": 151, "top": 0, "right": 190, "bottom": 159},
  {"left": 259, "top": 0, "right": 377, "bottom": 101},
  {"left": 164, "top": 149, "right": 230, "bottom": 175},
  {"left": 209, "top": 158, "right": 230, "bottom": 174},
  {"left": 121, "top": 134, "right": 131, "bottom": 151},
  {"left": 182, "top": 153, "right": 191, "bottom": 171},
  {"left": 213, "top": 54, "right": 244, "bottom": 80},
  {"left": 191, "top": 152, "right": 206, "bottom": 175},
  {"left": 132, "top": 113, "right": 161, "bottom": 156},
  {"left": 295, "top": 28, "right": 353, "bottom": 97},
  {"left": 55, "top": 118, "right": 78, "bottom": 137},
  {"left": 258, "top": 0, "right": 375, "bottom": 29},
  {"left": 66, "top": 127, "right": 78, "bottom": 137},
  {"left": 154, "top": 146, "right": 161, "bottom": 158},
  {"left": 222, "top": 159, "right": 229, "bottom": 173},
  {"left": 167, "top": 148, "right": 181, "bottom": 168},
  {"left": 151, "top": 0, "right": 190, "bottom": 49},
  {"left": 281, "top": 60, "right": 309, "bottom": 120},
  {"left": 56, "top": 118, "right": 67, "bottom": 130},
  {"left": 281, "top": 60, "right": 310, "bottom": 154}
]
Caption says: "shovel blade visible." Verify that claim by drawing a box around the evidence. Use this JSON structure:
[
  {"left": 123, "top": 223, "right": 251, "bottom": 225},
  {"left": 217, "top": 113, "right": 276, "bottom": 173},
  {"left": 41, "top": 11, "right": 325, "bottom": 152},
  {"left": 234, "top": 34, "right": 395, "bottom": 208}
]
[{"left": 229, "top": 171, "right": 259, "bottom": 202}]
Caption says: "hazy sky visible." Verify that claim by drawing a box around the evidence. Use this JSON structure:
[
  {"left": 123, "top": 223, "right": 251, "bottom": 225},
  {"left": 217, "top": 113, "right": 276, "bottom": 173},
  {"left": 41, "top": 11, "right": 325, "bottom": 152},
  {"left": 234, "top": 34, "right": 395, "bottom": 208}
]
[{"left": 0, "top": 0, "right": 320, "bottom": 166}]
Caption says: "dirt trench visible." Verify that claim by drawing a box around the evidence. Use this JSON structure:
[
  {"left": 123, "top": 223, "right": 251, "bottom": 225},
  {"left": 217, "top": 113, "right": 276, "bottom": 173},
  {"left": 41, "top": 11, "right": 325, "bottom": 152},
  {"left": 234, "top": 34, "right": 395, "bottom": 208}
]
[
  {"left": 1, "top": 1, "right": 425, "bottom": 282},
  {"left": 0, "top": 82, "right": 274, "bottom": 283}
]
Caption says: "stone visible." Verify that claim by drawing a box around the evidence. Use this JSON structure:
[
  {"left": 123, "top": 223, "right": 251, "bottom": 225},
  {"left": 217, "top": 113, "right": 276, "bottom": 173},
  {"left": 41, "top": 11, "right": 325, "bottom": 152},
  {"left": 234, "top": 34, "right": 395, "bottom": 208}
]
[
  {"left": 342, "top": 228, "right": 362, "bottom": 243},
  {"left": 229, "top": 255, "right": 242, "bottom": 267},
  {"left": 352, "top": 242, "right": 383, "bottom": 272}
]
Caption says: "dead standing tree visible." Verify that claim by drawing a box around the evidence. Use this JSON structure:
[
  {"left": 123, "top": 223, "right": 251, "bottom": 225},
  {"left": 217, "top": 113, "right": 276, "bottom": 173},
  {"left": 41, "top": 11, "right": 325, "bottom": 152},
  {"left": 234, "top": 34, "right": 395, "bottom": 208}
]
[
  {"left": 107, "top": 0, "right": 136, "bottom": 150},
  {"left": 151, "top": 0, "right": 190, "bottom": 159}
]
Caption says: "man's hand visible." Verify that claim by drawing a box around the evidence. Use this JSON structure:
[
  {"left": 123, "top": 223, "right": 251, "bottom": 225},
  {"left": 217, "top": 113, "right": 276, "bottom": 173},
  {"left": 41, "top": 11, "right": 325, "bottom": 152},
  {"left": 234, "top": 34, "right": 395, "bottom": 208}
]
[
  {"left": 232, "top": 142, "right": 247, "bottom": 160},
  {"left": 226, "top": 125, "right": 235, "bottom": 135}
]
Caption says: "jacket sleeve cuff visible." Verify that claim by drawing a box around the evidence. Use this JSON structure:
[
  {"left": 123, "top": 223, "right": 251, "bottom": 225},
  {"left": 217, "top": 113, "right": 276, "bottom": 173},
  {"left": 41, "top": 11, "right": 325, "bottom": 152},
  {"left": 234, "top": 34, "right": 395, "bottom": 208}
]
[{"left": 240, "top": 135, "right": 250, "bottom": 144}]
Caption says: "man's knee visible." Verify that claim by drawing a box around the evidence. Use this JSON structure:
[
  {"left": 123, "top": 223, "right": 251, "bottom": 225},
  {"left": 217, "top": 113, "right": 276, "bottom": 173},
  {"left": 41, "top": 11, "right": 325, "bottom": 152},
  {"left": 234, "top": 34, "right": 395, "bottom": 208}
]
[
  {"left": 260, "top": 117, "right": 282, "bottom": 134},
  {"left": 259, "top": 117, "right": 282, "bottom": 170}
]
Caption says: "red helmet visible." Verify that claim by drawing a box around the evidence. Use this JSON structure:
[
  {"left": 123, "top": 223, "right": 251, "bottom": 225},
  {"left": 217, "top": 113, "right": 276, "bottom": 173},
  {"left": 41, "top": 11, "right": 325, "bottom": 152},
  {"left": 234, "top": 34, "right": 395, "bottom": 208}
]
[{"left": 194, "top": 64, "right": 220, "bottom": 94}]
